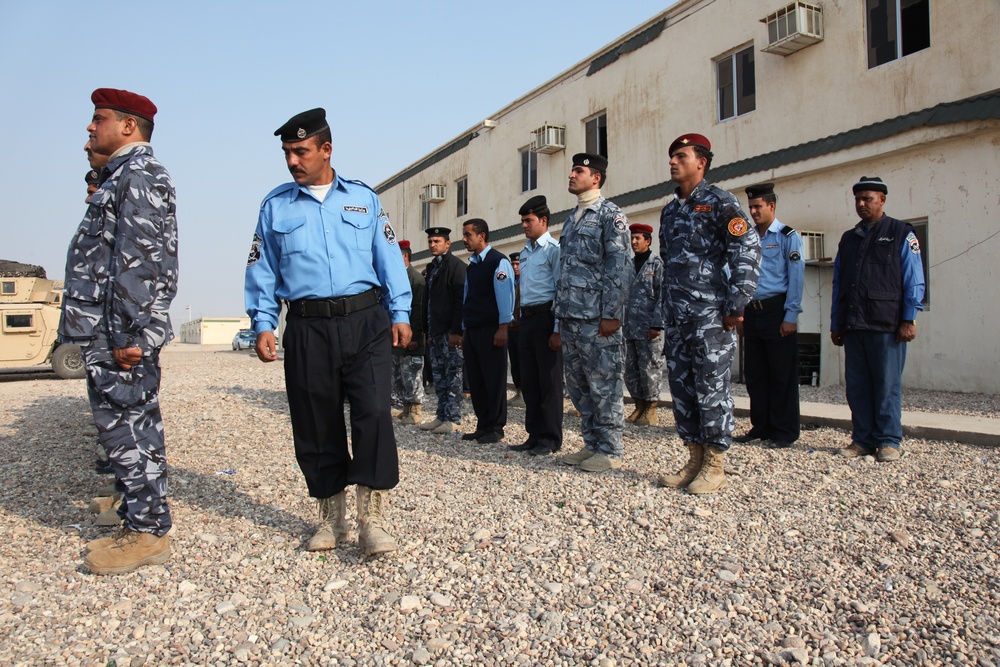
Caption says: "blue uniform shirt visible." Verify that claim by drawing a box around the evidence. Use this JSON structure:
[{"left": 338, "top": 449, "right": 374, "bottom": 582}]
[
  {"left": 752, "top": 219, "right": 805, "bottom": 324},
  {"left": 519, "top": 232, "right": 560, "bottom": 306},
  {"left": 245, "top": 173, "right": 411, "bottom": 334},
  {"left": 463, "top": 244, "right": 515, "bottom": 327}
]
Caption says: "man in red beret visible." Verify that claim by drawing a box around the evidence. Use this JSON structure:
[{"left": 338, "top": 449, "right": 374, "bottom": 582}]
[
  {"left": 623, "top": 222, "right": 665, "bottom": 427},
  {"left": 61, "top": 88, "right": 179, "bottom": 574}
]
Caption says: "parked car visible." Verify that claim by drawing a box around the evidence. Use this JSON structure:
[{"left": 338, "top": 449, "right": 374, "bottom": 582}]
[{"left": 232, "top": 329, "right": 256, "bottom": 351}]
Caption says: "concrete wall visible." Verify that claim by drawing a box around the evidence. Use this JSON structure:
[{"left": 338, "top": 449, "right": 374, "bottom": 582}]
[{"left": 179, "top": 317, "right": 251, "bottom": 345}]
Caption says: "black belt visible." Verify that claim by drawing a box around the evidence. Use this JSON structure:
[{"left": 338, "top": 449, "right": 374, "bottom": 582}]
[
  {"left": 747, "top": 293, "right": 785, "bottom": 311},
  {"left": 521, "top": 301, "right": 553, "bottom": 317},
  {"left": 288, "top": 287, "right": 380, "bottom": 318}
]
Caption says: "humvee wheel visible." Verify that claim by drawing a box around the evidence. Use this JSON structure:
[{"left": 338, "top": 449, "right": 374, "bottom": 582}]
[{"left": 52, "top": 344, "right": 86, "bottom": 379}]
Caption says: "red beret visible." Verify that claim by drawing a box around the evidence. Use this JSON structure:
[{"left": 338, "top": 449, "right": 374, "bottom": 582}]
[
  {"left": 629, "top": 223, "right": 653, "bottom": 235},
  {"left": 399, "top": 240, "right": 411, "bottom": 249},
  {"left": 668, "top": 133, "right": 711, "bottom": 156},
  {"left": 91, "top": 88, "right": 157, "bottom": 123}
]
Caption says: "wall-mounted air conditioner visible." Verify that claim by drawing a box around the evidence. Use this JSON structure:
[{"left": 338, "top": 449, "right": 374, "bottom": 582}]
[
  {"left": 800, "top": 231, "right": 826, "bottom": 260},
  {"left": 420, "top": 184, "right": 446, "bottom": 203},
  {"left": 531, "top": 124, "right": 566, "bottom": 154},
  {"left": 760, "top": 2, "right": 824, "bottom": 56}
]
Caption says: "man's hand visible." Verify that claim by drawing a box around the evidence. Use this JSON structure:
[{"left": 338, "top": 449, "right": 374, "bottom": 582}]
[
  {"left": 896, "top": 322, "right": 916, "bottom": 343},
  {"left": 493, "top": 324, "right": 508, "bottom": 348},
  {"left": 831, "top": 330, "right": 844, "bottom": 347},
  {"left": 598, "top": 318, "right": 621, "bottom": 337},
  {"left": 392, "top": 323, "right": 412, "bottom": 348},
  {"left": 647, "top": 328, "right": 661, "bottom": 341},
  {"left": 256, "top": 331, "right": 279, "bottom": 362},
  {"left": 448, "top": 333, "right": 463, "bottom": 350},
  {"left": 549, "top": 332, "right": 561, "bottom": 351},
  {"left": 779, "top": 321, "right": 797, "bottom": 337},
  {"left": 112, "top": 346, "right": 142, "bottom": 371},
  {"left": 722, "top": 314, "right": 743, "bottom": 331}
]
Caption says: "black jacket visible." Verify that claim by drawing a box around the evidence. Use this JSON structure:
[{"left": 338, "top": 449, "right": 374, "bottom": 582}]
[{"left": 424, "top": 251, "right": 467, "bottom": 337}]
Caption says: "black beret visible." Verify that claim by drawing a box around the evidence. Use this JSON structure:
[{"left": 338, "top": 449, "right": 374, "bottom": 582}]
[
  {"left": 509, "top": 252, "right": 521, "bottom": 261},
  {"left": 853, "top": 176, "right": 888, "bottom": 195},
  {"left": 572, "top": 152, "right": 608, "bottom": 173},
  {"left": 85, "top": 170, "right": 100, "bottom": 186},
  {"left": 425, "top": 227, "right": 451, "bottom": 238},
  {"left": 745, "top": 182, "right": 775, "bottom": 199},
  {"left": 518, "top": 195, "right": 547, "bottom": 216},
  {"left": 274, "top": 108, "right": 329, "bottom": 143}
]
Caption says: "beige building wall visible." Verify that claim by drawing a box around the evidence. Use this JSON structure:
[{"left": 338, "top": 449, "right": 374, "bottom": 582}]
[
  {"left": 376, "top": 0, "right": 1000, "bottom": 392},
  {"left": 179, "top": 317, "right": 251, "bottom": 345}
]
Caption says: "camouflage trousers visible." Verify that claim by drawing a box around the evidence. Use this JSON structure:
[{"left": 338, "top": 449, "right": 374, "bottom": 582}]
[
  {"left": 428, "top": 334, "right": 464, "bottom": 423},
  {"left": 392, "top": 354, "right": 425, "bottom": 404},
  {"left": 625, "top": 336, "right": 664, "bottom": 402},
  {"left": 83, "top": 346, "right": 171, "bottom": 536},
  {"left": 561, "top": 319, "right": 624, "bottom": 458},
  {"left": 663, "top": 319, "right": 736, "bottom": 451}
]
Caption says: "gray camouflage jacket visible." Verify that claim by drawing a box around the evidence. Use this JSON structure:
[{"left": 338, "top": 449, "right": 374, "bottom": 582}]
[
  {"left": 553, "top": 196, "right": 631, "bottom": 322},
  {"left": 623, "top": 252, "right": 664, "bottom": 339},
  {"left": 659, "top": 179, "right": 760, "bottom": 323},
  {"left": 59, "top": 144, "right": 178, "bottom": 351}
]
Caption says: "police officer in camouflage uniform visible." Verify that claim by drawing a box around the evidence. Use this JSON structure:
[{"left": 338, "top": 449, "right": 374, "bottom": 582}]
[
  {"left": 623, "top": 223, "right": 665, "bottom": 427},
  {"left": 61, "top": 88, "right": 179, "bottom": 575},
  {"left": 657, "top": 134, "right": 761, "bottom": 495},
  {"left": 392, "top": 240, "right": 426, "bottom": 425},
  {"left": 557, "top": 153, "right": 632, "bottom": 473}
]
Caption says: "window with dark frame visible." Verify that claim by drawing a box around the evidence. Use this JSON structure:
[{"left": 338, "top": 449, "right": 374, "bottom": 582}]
[
  {"left": 5, "top": 314, "right": 32, "bottom": 328},
  {"left": 1, "top": 281, "right": 14, "bottom": 294},
  {"left": 909, "top": 218, "right": 930, "bottom": 310},
  {"left": 584, "top": 113, "right": 608, "bottom": 158},
  {"left": 716, "top": 46, "right": 755, "bottom": 121},
  {"left": 867, "top": 0, "right": 930, "bottom": 68},
  {"left": 456, "top": 177, "right": 468, "bottom": 217},
  {"left": 520, "top": 148, "right": 537, "bottom": 193}
]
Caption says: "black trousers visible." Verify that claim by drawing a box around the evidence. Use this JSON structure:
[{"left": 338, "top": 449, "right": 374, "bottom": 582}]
[
  {"left": 519, "top": 310, "right": 564, "bottom": 449},
  {"left": 283, "top": 305, "right": 399, "bottom": 497},
  {"left": 464, "top": 325, "right": 508, "bottom": 434},
  {"left": 743, "top": 301, "right": 800, "bottom": 442},
  {"left": 508, "top": 327, "right": 521, "bottom": 388}
]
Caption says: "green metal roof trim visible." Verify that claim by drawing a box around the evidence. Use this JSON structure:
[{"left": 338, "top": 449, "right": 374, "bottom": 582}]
[
  {"left": 587, "top": 19, "right": 666, "bottom": 76},
  {"left": 410, "top": 90, "right": 1000, "bottom": 262},
  {"left": 376, "top": 133, "right": 475, "bottom": 194}
]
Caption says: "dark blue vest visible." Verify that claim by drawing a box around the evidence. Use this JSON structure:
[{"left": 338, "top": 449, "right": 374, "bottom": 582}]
[
  {"left": 463, "top": 248, "right": 505, "bottom": 328},
  {"left": 835, "top": 215, "right": 912, "bottom": 333}
]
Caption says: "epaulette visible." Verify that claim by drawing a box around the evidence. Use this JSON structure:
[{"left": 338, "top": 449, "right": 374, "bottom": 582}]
[
  {"left": 260, "top": 182, "right": 297, "bottom": 209},
  {"left": 782, "top": 225, "right": 797, "bottom": 236},
  {"left": 345, "top": 178, "right": 378, "bottom": 195}
]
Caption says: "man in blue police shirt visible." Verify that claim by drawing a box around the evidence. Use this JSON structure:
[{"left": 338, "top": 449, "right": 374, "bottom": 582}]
[
  {"left": 831, "top": 176, "right": 924, "bottom": 463},
  {"left": 735, "top": 183, "right": 804, "bottom": 449},
  {"left": 245, "top": 108, "right": 412, "bottom": 558}
]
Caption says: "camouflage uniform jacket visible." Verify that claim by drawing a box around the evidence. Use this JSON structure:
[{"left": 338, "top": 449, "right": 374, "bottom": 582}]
[
  {"left": 658, "top": 179, "right": 760, "bottom": 323},
  {"left": 623, "top": 252, "right": 664, "bottom": 339},
  {"left": 59, "top": 144, "right": 178, "bottom": 350},
  {"left": 553, "top": 196, "right": 631, "bottom": 322}
]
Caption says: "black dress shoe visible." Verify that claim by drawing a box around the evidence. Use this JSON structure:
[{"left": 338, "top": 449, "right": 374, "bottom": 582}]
[
  {"left": 477, "top": 431, "right": 503, "bottom": 444},
  {"left": 527, "top": 443, "right": 559, "bottom": 457},
  {"left": 734, "top": 431, "right": 769, "bottom": 444},
  {"left": 508, "top": 440, "right": 536, "bottom": 452},
  {"left": 461, "top": 430, "right": 487, "bottom": 441},
  {"left": 767, "top": 439, "right": 793, "bottom": 449}
]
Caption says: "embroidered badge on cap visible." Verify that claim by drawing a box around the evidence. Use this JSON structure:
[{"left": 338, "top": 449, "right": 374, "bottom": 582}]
[
  {"left": 906, "top": 231, "right": 920, "bottom": 254},
  {"left": 496, "top": 271, "right": 508, "bottom": 282},
  {"left": 296, "top": 128, "right": 306, "bottom": 139},
  {"left": 247, "top": 232, "right": 263, "bottom": 266},
  {"left": 614, "top": 216, "right": 627, "bottom": 232},
  {"left": 728, "top": 217, "right": 748, "bottom": 236},
  {"left": 383, "top": 221, "right": 397, "bottom": 245},
  {"left": 789, "top": 250, "right": 802, "bottom": 262},
  {"left": 344, "top": 205, "right": 369, "bottom": 214},
  {"left": 694, "top": 205, "right": 712, "bottom": 212}
]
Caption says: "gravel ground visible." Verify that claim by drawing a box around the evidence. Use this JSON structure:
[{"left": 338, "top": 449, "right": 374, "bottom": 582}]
[{"left": 1, "top": 347, "right": 998, "bottom": 666}]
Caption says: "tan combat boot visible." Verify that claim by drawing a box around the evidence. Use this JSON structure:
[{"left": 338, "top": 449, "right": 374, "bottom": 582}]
[
  {"left": 306, "top": 492, "right": 349, "bottom": 551},
  {"left": 635, "top": 400, "right": 658, "bottom": 426},
  {"left": 95, "top": 497, "right": 123, "bottom": 526},
  {"left": 401, "top": 403, "right": 421, "bottom": 425},
  {"left": 89, "top": 492, "right": 121, "bottom": 514},
  {"left": 419, "top": 418, "right": 443, "bottom": 431},
  {"left": 686, "top": 445, "right": 729, "bottom": 494},
  {"left": 432, "top": 421, "right": 455, "bottom": 434},
  {"left": 659, "top": 442, "right": 704, "bottom": 489},
  {"left": 392, "top": 403, "right": 409, "bottom": 420},
  {"left": 357, "top": 486, "right": 398, "bottom": 558},
  {"left": 561, "top": 446, "right": 595, "bottom": 466},
  {"left": 85, "top": 529, "right": 171, "bottom": 575},
  {"left": 626, "top": 399, "right": 645, "bottom": 424}
]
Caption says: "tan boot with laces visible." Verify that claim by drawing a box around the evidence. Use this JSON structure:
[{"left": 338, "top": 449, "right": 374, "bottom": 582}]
[
  {"left": 306, "top": 491, "right": 349, "bottom": 551},
  {"left": 659, "top": 442, "right": 704, "bottom": 489},
  {"left": 561, "top": 446, "right": 595, "bottom": 466},
  {"left": 635, "top": 400, "right": 658, "bottom": 426},
  {"left": 357, "top": 486, "right": 398, "bottom": 558},
  {"left": 686, "top": 445, "right": 729, "bottom": 494},
  {"left": 85, "top": 528, "right": 171, "bottom": 575},
  {"left": 626, "top": 399, "right": 645, "bottom": 424}
]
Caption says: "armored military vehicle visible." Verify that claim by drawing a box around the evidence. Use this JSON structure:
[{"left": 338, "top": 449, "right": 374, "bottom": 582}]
[{"left": 0, "top": 260, "right": 85, "bottom": 379}]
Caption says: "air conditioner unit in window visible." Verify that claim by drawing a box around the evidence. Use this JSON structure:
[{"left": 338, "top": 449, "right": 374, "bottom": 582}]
[
  {"left": 760, "top": 2, "right": 824, "bottom": 56},
  {"left": 531, "top": 124, "right": 566, "bottom": 154},
  {"left": 799, "top": 231, "right": 825, "bottom": 261},
  {"left": 420, "top": 184, "right": 446, "bottom": 203}
]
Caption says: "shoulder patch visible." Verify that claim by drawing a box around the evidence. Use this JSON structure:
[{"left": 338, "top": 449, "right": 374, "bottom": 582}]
[
  {"left": 613, "top": 216, "right": 627, "bottom": 232},
  {"left": 496, "top": 270, "right": 508, "bottom": 282},
  {"left": 378, "top": 208, "right": 389, "bottom": 221},
  {"left": 789, "top": 250, "right": 802, "bottom": 263},
  {"left": 383, "top": 221, "right": 397, "bottom": 245},
  {"left": 343, "top": 205, "right": 369, "bottom": 214},
  {"left": 782, "top": 225, "right": 796, "bottom": 236},
  {"left": 906, "top": 231, "right": 920, "bottom": 254},
  {"left": 694, "top": 205, "right": 712, "bottom": 213},
  {"left": 728, "top": 217, "right": 749, "bottom": 237},
  {"left": 247, "top": 232, "right": 263, "bottom": 266}
]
